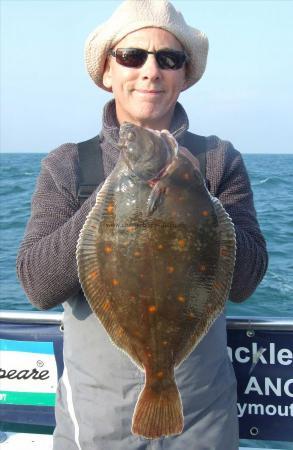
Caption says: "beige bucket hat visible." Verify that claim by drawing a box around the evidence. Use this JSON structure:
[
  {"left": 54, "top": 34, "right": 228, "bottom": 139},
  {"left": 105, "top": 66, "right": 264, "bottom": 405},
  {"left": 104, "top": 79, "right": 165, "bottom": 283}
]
[{"left": 85, "top": 0, "right": 209, "bottom": 92}]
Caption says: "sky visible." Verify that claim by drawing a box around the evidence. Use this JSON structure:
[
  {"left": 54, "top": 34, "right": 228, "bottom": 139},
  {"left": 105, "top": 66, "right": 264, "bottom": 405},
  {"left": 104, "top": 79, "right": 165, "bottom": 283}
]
[{"left": 1, "top": 0, "right": 293, "bottom": 154}]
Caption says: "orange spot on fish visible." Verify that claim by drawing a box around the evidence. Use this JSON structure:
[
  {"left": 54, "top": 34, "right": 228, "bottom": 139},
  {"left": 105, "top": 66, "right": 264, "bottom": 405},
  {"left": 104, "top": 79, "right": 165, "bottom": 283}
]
[
  {"left": 107, "top": 203, "right": 114, "bottom": 214},
  {"left": 156, "top": 371, "right": 164, "bottom": 379},
  {"left": 198, "top": 265, "right": 206, "bottom": 272},
  {"left": 89, "top": 271, "right": 98, "bottom": 279},
  {"left": 117, "top": 328, "right": 123, "bottom": 337},
  {"left": 147, "top": 352, "right": 152, "bottom": 358},
  {"left": 127, "top": 226, "right": 135, "bottom": 232},
  {"left": 167, "top": 266, "right": 175, "bottom": 274},
  {"left": 220, "top": 248, "right": 229, "bottom": 257},
  {"left": 104, "top": 245, "right": 113, "bottom": 254},
  {"left": 112, "top": 278, "right": 119, "bottom": 286},
  {"left": 178, "top": 239, "right": 186, "bottom": 248},
  {"left": 201, "top": 210, "right": 209, "bottom": 217},
  {"left": 157, "top": 244, "right": 164, "bottom": 250},
  {"left": 148, "top": 305, "right": 157, "bottom": 313},
  {"left": 177, "top": 295, "right": 186, "bottom": 303},
  {"left": 103, "top": 300, "right": 111, "bottom": 311},
  {"left": 163, "top": 340, "right": 168, "bottom": 346},
  {"left": 134, "top": 251, "right": 141, "bottom": 257},
  {"left": 189, "top": 312, "right": 196, "bottom": 319}
]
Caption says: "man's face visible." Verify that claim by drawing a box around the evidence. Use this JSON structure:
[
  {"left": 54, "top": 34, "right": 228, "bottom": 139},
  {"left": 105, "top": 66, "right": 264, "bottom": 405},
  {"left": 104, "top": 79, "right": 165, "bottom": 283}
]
[{"left": 103, "top": 27, "right": 188, "bottom": 130}]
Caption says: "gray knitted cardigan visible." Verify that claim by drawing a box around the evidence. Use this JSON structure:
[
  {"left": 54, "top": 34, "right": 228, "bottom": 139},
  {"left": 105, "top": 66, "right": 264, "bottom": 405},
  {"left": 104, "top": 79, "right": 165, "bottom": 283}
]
[{"left": 16, "top": 100, "right": 268, "bottom": 310}]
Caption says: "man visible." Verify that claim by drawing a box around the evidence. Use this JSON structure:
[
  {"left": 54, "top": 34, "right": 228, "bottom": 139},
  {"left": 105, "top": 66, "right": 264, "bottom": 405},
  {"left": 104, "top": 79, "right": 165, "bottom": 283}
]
[{"left": 17, "top": 1, "right": 268, "bottom": 449}]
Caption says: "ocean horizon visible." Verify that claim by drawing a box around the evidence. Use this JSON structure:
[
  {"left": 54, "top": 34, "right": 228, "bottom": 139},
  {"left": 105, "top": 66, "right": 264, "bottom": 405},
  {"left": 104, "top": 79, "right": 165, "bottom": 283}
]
[{"left": 1, "top": 152, "right": 293, "bottom": 155}]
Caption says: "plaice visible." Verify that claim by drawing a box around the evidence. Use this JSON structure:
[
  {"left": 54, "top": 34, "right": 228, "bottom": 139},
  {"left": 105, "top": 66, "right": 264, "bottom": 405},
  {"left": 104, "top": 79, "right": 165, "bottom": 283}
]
[{"left": 76, "top": 122, "right": 236, "bottom": 439}]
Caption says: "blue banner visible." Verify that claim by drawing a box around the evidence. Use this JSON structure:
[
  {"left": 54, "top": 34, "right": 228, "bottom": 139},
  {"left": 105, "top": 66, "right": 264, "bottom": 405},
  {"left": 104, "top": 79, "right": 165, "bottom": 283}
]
[
  {"left": 0, "top": 321, "right": 63, "bottom": 427},
  {"left": 227, "top": 327, "right": 293, "bottom": 441}
]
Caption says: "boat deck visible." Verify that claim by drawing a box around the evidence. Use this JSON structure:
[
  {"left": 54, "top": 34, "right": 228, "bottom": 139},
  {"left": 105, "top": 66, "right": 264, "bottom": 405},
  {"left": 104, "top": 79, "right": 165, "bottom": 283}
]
[
  {"left": 0, "top": 432, "right": 51, "bottom": 448},
  {"left": 0, "top": 432, "right": 283, "bottom": 450}
]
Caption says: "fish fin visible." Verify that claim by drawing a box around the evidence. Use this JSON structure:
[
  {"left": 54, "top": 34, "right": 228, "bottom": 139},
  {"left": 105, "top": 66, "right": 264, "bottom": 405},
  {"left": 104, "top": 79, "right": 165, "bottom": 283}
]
[
  {"left": 147, "top": 183, "right": 165, "bottom": 215},
  {"left": 174, "top": 196, "right": 236, "bottom": 367},
  {"left": 210, "top": 195, "right": 236, "bottom": 300},
  {"left": 78, "top": 252, "right": 144, "bottom": 369},
  {"left": 132, "top": 377, "right": 183, "bottom": 438},
  {"left": 76, "top": 191, "right": 144, "bottom": 370}
]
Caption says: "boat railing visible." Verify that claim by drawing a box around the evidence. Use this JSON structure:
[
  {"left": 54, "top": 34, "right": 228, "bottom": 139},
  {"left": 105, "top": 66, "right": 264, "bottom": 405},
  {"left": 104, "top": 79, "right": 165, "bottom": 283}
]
[
  {"left": 1, "top": 310, "right": 293, "bottom": 329},
  {"left": 0, "top": 310, "right": 63, "bottom": 325}
]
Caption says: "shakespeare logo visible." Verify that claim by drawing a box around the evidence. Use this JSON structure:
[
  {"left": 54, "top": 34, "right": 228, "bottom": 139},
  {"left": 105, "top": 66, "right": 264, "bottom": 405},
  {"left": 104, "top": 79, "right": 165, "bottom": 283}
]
[{"left": 0, "top": 339, "right": 57, "bottom": 407}]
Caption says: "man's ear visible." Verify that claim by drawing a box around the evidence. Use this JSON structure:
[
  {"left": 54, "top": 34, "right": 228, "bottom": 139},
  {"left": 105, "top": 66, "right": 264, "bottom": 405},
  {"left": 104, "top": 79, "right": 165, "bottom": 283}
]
[{"left": 102, "top": 58, "right": 113, "bottom": 90}]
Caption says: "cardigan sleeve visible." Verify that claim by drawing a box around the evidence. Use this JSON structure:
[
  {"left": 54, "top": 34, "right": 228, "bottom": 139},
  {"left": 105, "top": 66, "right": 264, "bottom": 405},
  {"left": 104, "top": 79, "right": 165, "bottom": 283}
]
[
  {"left": 16, "top": 144, "right": 102, "bottom": 310},
  {"left": 207, "top": 138, "right": 268, "bottom": 302}
]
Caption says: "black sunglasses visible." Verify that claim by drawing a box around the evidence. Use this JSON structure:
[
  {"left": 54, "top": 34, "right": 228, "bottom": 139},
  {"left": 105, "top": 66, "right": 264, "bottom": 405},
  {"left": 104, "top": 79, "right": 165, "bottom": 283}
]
[{"left": 108, "top": 48, "right": 188, "bottom": 70}]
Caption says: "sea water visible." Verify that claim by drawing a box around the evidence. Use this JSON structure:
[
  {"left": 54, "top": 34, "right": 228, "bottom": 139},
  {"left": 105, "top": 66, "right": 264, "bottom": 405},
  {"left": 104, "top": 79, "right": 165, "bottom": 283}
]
[{"left": 0, "top": 152, "right": 292, "bottom": 449}]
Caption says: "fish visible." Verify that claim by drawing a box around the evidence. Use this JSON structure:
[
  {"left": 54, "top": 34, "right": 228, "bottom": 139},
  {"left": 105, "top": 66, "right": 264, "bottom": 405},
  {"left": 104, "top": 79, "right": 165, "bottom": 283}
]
[{"left": 76, "top": 122, "right": 236, "bottom": 439}]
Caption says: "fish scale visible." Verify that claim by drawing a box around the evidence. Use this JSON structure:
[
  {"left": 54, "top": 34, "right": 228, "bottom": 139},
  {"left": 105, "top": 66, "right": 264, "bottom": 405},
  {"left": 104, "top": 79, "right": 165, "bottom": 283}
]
[{"left": 76, "top": 122, "right": 236, "bottom": 439}]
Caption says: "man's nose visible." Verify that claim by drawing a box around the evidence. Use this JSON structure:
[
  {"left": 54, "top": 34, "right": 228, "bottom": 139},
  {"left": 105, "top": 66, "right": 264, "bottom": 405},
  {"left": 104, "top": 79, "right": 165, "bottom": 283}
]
[{"left": 140, "top": 54, "right": 161, "bottom": 80}]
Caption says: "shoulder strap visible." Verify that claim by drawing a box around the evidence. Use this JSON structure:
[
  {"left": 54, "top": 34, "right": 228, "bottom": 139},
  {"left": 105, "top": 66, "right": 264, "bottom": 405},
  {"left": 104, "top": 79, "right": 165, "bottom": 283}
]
[
  {"left": 77, "top": 135, "right": 104, "bottom": 202},
  {"left": 183, "top": 131, "right": 207, "bottom": 179}
]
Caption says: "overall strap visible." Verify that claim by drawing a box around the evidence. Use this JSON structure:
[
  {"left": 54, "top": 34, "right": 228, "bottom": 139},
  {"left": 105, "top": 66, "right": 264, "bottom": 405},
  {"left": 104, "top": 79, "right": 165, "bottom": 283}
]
[
  {"left": 183, "top": 131, "right": 207, "bottom": 179},
  {"left": 77, "top": 135, "right": 104, "bottom": 201}
]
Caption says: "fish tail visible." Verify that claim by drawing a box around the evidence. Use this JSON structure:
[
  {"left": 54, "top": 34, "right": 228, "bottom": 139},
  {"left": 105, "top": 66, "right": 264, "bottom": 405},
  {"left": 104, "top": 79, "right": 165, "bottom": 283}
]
[{"left": 131, "top": 378, "right": 183, "bottom": 439}]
